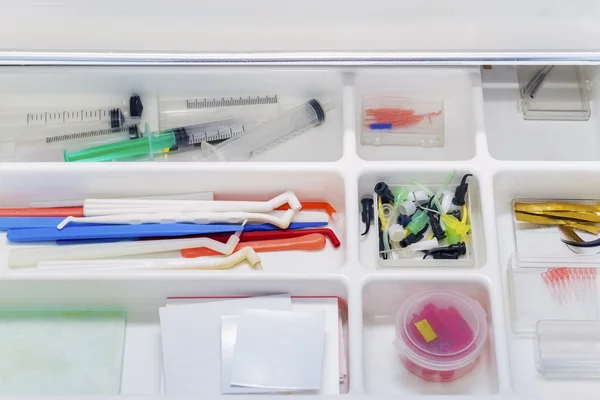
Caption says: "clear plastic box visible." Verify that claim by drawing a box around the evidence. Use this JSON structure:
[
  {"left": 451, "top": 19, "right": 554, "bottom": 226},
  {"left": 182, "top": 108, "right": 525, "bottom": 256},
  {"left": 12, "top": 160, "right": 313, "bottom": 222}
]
[
  {"left": 508, "top": 256, "right": 599, "bottom": 334},
  {"left": 361, "top": 96, "right": 444, "bottom": 147},
  {"left": 512, "top": 198, "right": 600, "bottom": 265},
  {"left": 375, "top": 183, "right": 474, "bottom": 268},
  {"left": 393, "top": 290, "right": 488, "bottom": 382},
  {"left": 517, "top": 66, "right": 591, "bottom": 121},
  {"left": 535, "top": 320, "right": 600, "bottom": 378}
]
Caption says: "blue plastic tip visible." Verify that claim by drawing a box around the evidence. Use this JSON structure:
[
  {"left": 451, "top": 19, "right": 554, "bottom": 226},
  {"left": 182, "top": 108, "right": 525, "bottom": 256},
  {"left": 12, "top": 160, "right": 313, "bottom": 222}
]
[{"left": 370, "top": 123, "right": 393, "bottom": 130}]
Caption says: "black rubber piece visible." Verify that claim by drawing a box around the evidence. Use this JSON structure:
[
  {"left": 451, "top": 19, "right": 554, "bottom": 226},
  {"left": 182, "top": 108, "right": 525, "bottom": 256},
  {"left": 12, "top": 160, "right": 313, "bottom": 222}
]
[
  {"left": 128, "top": 125, "right": 141, "bottom": 139},
  {"left": 374, "top": 182, "right": 394, "bottom": 204},
  {"left": 308, "top": 99, "right": 326, "bottom": 125},
  {"left": 453, "top": 174, "right": 473, "bottom": 207},
  {"left": 432, "top": 252, "right": 461, "bottom": 260},
  {"left": 428, "top": 212, "right": 446, "bottom": 241},
  {"left": 361, "top": 198, "right": 374, "bottom": 236},
  {"left": 129, "top": 95, "right": 144, "bottom": 117},
  {"left": 398, "top": 214, "right": 412, "bottom": 227},
  {"left": 450, "top": 209, "right": 462, "bottom": 221},
  {"left": 169, "top": 127, "right": 190, "bottom": 151},
  {"left": 400, "top": 224, "right": 430, "bottom": 248},
  {"left": 422, "top": 242, "right": 467, "bottom": 259},
  {"left": 109, "top": 109, "right": 124, "bottom": 129}
]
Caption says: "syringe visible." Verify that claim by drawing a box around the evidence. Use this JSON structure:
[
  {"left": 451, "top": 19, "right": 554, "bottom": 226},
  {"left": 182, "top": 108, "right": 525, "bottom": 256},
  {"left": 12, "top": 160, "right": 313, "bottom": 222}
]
[
  {"left": 0, "top": 95, "right": 143, "bottom": 130},
  {"left": 63, "top": 119, "right": 247, "bottom": 162},
  {"left": 160, "top": 95, "right": 278, "bottom": 113},
  {"left": 200, "top": 99, "right": 333, "bottom": 161},
  {"left": 158, "top": 94, "right": 280, "bottom": 129},
  {"left": 1, "top": 126, "right": 142, "bottom": 162}
]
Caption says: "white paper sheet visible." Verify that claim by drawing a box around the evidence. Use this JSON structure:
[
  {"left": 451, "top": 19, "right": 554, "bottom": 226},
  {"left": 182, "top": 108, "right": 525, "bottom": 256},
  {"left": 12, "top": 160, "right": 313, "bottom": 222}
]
[
  {"left": 221, "top": 316, "right": 292, "bottom": 394},
  {"left": 292, "top": 298, "right": 341, "bottom": 394},
  {"left": 159, "top": 294, "right": 292, "bottom": 395},
  {"left": 230, "top": 309, "right": 326, "bottom": 391}
]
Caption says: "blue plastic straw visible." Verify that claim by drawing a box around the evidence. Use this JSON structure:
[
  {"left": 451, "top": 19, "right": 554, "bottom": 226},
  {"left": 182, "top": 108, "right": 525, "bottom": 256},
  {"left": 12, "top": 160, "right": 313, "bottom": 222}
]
[{"left": 6, "top": 221, "right": 328, "bottom": 243}]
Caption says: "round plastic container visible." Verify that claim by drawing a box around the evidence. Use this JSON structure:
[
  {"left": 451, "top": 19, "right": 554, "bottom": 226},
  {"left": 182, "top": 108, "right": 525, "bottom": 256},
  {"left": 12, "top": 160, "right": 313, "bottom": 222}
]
[{"left": 394, "top": 290, "right": 488, "bottom": 382}]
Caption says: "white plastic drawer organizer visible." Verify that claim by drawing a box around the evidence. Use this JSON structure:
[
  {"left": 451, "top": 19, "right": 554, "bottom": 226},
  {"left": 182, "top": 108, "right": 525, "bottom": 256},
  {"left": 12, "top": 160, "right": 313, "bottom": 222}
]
[{"left": 0, "top": 64, "right": 600, "bottom": 398}]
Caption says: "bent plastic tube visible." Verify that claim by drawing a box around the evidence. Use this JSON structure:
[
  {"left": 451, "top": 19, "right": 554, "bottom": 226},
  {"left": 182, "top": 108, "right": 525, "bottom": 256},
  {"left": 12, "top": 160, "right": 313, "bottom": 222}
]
[
  {"left": 182, "top": 233, "right": 326, "bottom": 257},
  {"left": 276, "top": 202, "right": 338, "bottom": 221},
  {"left": 83, "top": 191, "right": 301, "bottom": 216},
  {"left": 187, "top": 228, "right": 342, "bottom": 249},
  {"left": 58, "top": 209, "right": 296, "bottom": 230},
  {"left": 8, "top": 231, "right": 242, "bottom": 269},
  {"left": 37, "top": 246, "right": 262, "bottom": 271}
]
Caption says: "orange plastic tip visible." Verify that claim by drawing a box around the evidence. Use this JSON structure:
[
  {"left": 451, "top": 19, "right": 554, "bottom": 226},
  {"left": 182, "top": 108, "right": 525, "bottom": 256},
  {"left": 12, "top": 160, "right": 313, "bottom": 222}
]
[
  {"left": 182, "top": 233, "right": 326, "bottom": 258},
  {"left": 276, "top": 202, "right": 338, "bottom": 219}
]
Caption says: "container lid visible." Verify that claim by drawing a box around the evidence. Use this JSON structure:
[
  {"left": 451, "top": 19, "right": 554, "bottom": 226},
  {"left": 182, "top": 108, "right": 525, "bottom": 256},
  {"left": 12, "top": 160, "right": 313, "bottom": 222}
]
[
  {"left": 0, "top": 1, "right": 598, "bottom": 64},
  {"left": 395, "top": 290, "right": 488, "bottom": 370},
  {"left": 535, "top": 320, "right": 600, "bottom": 378}
]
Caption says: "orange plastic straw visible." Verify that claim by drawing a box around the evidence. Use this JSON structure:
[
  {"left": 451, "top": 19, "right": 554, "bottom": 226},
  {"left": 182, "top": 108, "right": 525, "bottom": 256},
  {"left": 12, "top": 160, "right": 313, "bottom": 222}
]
[
  {"left": 0, "top": 206, "right": 84, "bottom": 217},
  {"left": 276, "top": 202, "right": 337, "bottom": 219},
  {"left": 182, "top": 233, "right": 326, "bottom": 258}
]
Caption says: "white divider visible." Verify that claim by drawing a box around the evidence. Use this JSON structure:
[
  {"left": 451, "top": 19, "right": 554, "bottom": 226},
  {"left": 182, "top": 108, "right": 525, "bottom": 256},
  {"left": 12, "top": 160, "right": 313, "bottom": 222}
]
[{"left": 0, "top": 64, "right": 596, "bottom": 398}]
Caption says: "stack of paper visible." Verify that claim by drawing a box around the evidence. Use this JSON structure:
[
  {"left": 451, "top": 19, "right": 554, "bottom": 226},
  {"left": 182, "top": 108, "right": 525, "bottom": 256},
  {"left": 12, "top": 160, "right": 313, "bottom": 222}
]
[{"left": 159, "top": 294, "right": 343, "bottom": 395}]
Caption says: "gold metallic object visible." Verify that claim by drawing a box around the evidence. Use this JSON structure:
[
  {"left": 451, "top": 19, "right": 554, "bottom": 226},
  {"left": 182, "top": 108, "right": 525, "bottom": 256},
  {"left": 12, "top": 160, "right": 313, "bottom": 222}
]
[
  {"left": 515, "top": 212, "right": 600, "bottom": 235},
  {"left": 514, "top": 202, "right": 600, "bottom": 213}
]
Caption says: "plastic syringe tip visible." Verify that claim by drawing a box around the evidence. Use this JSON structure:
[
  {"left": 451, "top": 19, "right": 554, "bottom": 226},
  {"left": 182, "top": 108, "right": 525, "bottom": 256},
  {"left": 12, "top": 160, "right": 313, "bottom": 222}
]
[{"left": 321, "top": 101, "right": 335, "bottom": 114}]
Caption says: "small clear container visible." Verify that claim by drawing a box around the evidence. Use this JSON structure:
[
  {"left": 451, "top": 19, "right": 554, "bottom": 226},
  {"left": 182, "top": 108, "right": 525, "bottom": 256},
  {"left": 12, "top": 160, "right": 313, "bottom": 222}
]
[
  {"left": 394, "top": 290, "right": 488, "bottom": 382},
  {"left": 508, "top": 256, "right": 599, "bottom": 334},
  {"left": 200, "top": 99, "right": 332, "bottom": 162},
  {"left": 375, "top": 183, "right": 474, "bottom": 268},
  {"left": 517, "top": 66, "right": 591, "bottom": 121},
  {"left": 512, "top": 198, "right": 600, "bottom": 264},
  {"left": 535, "top": 320, "right": 600, "bottom": 378},
  {"left": 361, "top": 96, "right": 444, "bottom": 147}
]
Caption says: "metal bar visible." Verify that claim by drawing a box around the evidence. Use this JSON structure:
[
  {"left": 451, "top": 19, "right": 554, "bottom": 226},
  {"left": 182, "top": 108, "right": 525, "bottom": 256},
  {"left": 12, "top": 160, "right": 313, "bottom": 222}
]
[{"left": 2, "top": 51, "right": 600, "bottom": 66}]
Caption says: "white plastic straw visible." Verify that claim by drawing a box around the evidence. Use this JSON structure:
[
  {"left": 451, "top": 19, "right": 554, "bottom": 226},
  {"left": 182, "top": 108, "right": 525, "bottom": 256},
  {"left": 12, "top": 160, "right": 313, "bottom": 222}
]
[
  {"left": 83, "top": 191, "right": 301, "bottom": 216},
  {"left": 57, "top": 209, "right": 296, "bottom": 230},
  {"left": 29, "top": 192, "right": 214, "bottom": 208},
  {"left": 9, "top": 231, "right": 242, "bottom": 269},
  {"left": 37, "top": 246, "right": 262, "bottom": 271}
]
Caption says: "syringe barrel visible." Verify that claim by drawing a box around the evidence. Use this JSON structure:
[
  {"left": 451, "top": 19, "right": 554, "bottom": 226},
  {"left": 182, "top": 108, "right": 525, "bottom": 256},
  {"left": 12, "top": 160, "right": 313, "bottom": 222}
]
[
  {"left": 169, "top": 119, "right": 247, "bottom": 150},
  {"left": 0, "top": 125, "right": 141, "bottom": 162},
  {"left": 63, "top": 128, "right": 175, "bottom": 162},
  {"left": 0, "top": 95, "right": 143, "bottom": 130},
  {"left": 206, "top": 99, "right": 327, "bottom": 161}
]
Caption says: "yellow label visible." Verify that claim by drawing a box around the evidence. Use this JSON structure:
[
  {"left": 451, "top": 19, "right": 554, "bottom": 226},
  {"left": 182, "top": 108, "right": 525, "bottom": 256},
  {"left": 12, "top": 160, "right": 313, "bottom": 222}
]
[{"left": 414, "top": 319, "right": 437, "bottom": 343}]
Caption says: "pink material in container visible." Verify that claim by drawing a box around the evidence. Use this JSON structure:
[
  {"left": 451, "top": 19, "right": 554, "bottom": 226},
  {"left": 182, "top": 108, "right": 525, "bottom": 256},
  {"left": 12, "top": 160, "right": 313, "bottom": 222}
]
[{"left": 394, "top": 290, "right": 488, "bottom": 382}]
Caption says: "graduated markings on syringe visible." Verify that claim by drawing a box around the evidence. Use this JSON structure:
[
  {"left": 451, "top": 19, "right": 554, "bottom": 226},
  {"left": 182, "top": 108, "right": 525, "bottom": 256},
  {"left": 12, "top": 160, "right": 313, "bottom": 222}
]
[
  {"left": 189, "top": 125, "right": 246, "bottom": 144},
  {"left": 45, "top": 126, "right": 132, "bottom": 144},
  {"left": 26, "top": 109, "right": 112, "bottom": 125},
  {"left": 185, "top": 95, "right": 278, "bottom": 110}
]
